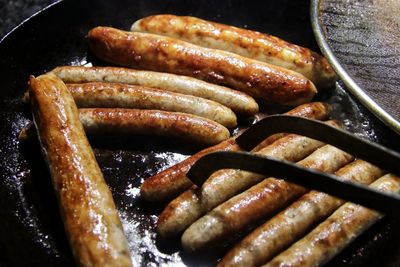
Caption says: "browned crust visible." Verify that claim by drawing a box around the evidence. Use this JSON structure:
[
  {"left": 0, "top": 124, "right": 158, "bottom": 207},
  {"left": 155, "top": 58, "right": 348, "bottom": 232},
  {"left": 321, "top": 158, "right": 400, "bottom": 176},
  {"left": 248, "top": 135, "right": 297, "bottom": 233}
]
[
  {"left": 181, "top": 145, "right": 353, "bottom": 252},
  {"left": 141, "top": 102, "right": 331, "bottom": 202},
  {"left": 252, "top": 102, "right": 331, "bottom": 151},
  {"left": 88, "top": 27, "right": 317, "bottom": 106},
  {"left": 51, "top": 66, "right": 259, "bottom": 116},
  {"left": 156, "top": 121, "right": 338, "bottom": 238},
  {"left": 265, "top": 174, "right": 400, "bottom": 267},
  {"left": 28, "top": 74, "right": 132, "bottom": 267},
  {"left": 219, "top": 160, "right": 384, "bottom": 267},
  {"left": 79, "top": 108, "right": 230, "bottom": 146},
  {"left": 141, "top": 137, "right": 240, "bottom": 202},
  {"left": 66, "top": 82, "right": 237, "bottom": 128},
  {"left": 132, "top": 15, "right": 336, "bottom": 88}
]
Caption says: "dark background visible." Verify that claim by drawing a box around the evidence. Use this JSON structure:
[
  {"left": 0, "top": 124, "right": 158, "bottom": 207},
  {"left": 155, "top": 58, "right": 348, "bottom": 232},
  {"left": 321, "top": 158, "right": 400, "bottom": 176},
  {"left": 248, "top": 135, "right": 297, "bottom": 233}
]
[
  {"left": 0, "top": 0, "right": 58, "bottom": 39},
  {"left": 0, "top": 1, "right": 57, "bottom": 265}
]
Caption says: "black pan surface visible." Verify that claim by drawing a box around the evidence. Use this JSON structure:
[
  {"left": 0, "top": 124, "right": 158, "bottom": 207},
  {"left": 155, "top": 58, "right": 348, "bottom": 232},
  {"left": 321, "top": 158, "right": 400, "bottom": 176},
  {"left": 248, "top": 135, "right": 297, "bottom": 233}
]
[{"left": 1, "top": 0, "right": 400, "bottom": 266}]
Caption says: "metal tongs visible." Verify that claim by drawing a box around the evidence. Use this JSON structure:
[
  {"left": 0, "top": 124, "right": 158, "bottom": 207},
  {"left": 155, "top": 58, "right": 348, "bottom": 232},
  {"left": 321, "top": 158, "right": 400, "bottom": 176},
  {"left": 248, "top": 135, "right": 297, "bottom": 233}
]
[{"left": 187, "top": 115, "right": 400, "bottom": 218}]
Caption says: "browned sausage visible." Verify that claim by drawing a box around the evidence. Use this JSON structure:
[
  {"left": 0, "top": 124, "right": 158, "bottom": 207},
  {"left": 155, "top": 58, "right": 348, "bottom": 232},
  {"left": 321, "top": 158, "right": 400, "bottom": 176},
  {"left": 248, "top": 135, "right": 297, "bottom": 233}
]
[
  {"left": 51, "top": 66, "right": 259, "bottom": 116},
  {"left": 66, "top": 82, "right": 237, "bottom": 128},
  {"left": 141, "top": 137, "right": 240, "bottom": 202},
  {"left": 141, "top": 102, "right": 331, "bottom": 202},
  {"left": 219, "top": 160, "right": 384, "bottom": 267},
  {"left": 88, "top": 27, "right": 317, "bottom": 106},
  {"left": 28, "top": 73, "right": 132, "bottom": 267},
  {"left": 181, "top": 145, "right": 353, "bottom": 252},
  {"left": 25, "top": 81, "right": 238, "bottom": 128},
  {"left": 265, "top": 173, "right": 400, "bottom": 267},
  {"left": 131, "top": 15, "right": 337, "bottom": 88},
  {"left": 79, "top": 108, "right": 230, "bottom": 146},
  {"left": 252, "top": 102, "right": 330, "bottom": 151},
  {"left": 19, "top": 107, "right": 233, "bottom": 146},
  {"left": 157, "top": 130, "right": 331, "bottom": 238}
]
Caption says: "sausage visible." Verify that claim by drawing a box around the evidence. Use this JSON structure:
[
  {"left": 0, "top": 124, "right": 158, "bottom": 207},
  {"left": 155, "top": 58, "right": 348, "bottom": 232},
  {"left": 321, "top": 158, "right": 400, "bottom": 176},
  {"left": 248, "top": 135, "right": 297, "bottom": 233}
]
[
  {"left": 141, "top": 137, "right": 240, "bottom": 202},
  {"left": 88, "top": 27, "right": 317, "bottom": 106},
  {"left": 19, "top": 106, "right": 233, "bottom": 145},
  {"left": 51, "top": 66, "right": 258, "bottom": 116},
  {"left": 25, "top": 81, "right": 238, "bottom": 127},
  {"left": 252, "top": 102, "right": 330, "bottom": 151},
  {"left": 157, "top": 132, "right": 328, "bottom": 238},
  {"left": 157, "top": 122, "right": 338, "bottom": 238},
  {"left": 181, "top": 145, "right": 354, "bottom": 252},
  {"left": 131, "top": 15, "right": 337, "bottom": 88},
  {"left": 66, "top": 82, "right": 237, "bottom": 128},
  {"left": 79, "top": 108, "right": 230, "bottom": 146},
  {"left": 265, "top": 173, "right": 400, "bottom": 267},
  {"left": 219, "top": 160, "right": 385, "bottom": 267},
  {"left": 28, "top": 73, "right": 132, "bottom": 267},
  {"left": 142, "top": 102, "right": 331, "bottom": 202}
]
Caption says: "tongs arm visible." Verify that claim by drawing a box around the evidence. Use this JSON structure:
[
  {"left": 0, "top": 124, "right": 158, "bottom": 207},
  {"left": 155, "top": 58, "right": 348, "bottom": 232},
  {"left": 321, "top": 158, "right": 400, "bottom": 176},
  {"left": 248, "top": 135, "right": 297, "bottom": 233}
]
[
  {"left": 187, "top": 115, "right": 400, "bottom": 217},
  {"left": 236, "top": 115, "right": 400, "bottom": 176}
]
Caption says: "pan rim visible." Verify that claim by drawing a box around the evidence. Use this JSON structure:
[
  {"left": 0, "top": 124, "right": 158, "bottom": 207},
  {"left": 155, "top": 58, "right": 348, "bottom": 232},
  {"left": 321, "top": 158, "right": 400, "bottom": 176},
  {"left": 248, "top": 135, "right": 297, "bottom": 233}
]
[
  {"left": 0, "top": 0, "right": 63, "bottom": 44},
  {"left": 310, "top": 0, "right": 400, "bottom": 135}
]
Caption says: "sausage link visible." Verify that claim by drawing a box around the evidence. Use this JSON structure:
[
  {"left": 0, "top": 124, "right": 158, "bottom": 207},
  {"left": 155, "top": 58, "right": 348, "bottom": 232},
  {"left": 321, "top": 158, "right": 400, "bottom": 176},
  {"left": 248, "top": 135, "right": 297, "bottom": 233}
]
[
  {"left": 51, "top": 66, "right": 259, "bottom": 116},
  {"left": 181, "top": 145, "right": 354, "bottom": 252},
  {"left": 28, "top": 74, "right": 132, "bottom": 267},
  {"left": 265, "top": 173, "right": 400, "bottom": 267},
  {"left": 88, "top": 27, "right": 317, "bottom": 106},
  {"left": 141, "top": 137, "right": 240, "bottom": 202},
  {"left": 67, "top": 82, "right": 237, "bottom": 128},
  {"left": 220, "top": 160, "right": 384, "bottom": 267},
  {"left": 79, "top": 108, "right": 230, "bottom": 146},
  {"left": 131, "top": 15, "right": 337, "bottom": 88},
  {"left": 157, "top": 122, "right": 338, "bottom": 238},
  {"left": 142, "top": 102, "right": 331, "bottom": 202},
  {"left": 252, "top": 102, "right": 330, "bottom": 151},
  {"left": 19, "top": 107, "right": 232, "bottom": 145},
  {"left": 25, "top": 81, "right": 238, "bottom": 128}
]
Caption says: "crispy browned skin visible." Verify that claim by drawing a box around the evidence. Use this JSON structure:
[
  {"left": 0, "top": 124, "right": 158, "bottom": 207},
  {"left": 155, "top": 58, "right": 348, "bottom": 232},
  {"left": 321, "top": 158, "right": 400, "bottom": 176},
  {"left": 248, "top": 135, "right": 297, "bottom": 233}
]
[
  {"left": 141, "top": 102, "right": 331, "bottom": 202},
  {"left": 131, "top": 15, "right": 337, "bottom": 88},
  {"left": 220, "top": 160, "right": 385, "bottom": 267},
  {"left": 141, "top": 138, "right": 240, "bottom": 202},
  {"left": 252, "top": 102, "right": 331, "bottom": 151},
  {"left": 157, "top": 128, "right": 334, "bottom": 238},
  {"left": 88, "top": 27, "right": 317, "bottom": 106},
  {"left": 79, "top": 108, "right": 230, "bottom": 146},
  {"left": 181, "top": 145, "right": 353, "bottom": 252},
  {"left": 67, "top": 82, "right": 237, "bottom": 128},
  {"left": 52, "top": 66, "right": 259, "bottom": 116},
  {"left": 18, "top": 105, "right": 233, "bottom": 144},
  {"left": 28, "top": 74, "right": 132, "bottom": 267},
  {"left": 265, "top": 173, "right": 400, "bottom": 267}
]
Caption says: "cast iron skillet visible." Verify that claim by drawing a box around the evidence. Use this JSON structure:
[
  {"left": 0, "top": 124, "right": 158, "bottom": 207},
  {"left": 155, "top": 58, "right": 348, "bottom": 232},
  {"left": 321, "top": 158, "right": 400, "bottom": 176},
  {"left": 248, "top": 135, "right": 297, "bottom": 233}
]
[{"left": 1, "top": 0, "right": 400, "bottom": 266}]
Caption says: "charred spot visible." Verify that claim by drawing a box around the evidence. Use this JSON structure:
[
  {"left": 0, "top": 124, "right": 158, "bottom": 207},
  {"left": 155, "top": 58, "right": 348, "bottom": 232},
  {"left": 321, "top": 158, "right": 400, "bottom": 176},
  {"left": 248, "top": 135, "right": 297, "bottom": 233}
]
[
  {"left": 176, "top": 28, "right": 186, "bottom": 37},
  {"left": 193, "top": 29, "right": 204, "bottom": 37}
]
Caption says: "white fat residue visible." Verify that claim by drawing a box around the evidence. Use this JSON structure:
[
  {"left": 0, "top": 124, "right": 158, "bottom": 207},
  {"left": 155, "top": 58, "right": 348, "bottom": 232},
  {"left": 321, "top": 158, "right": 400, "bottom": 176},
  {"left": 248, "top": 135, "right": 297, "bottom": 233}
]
[
  {"left": 3, "top": 112, "right": 62, "bottom": 257},
  {"left": 328, "top": 82, "right": 379, "bottom": 142},
  {"left": 125, "top": 183, "right": 141, "bottom": 199},
  {"left": 119, "top": 212, "right": 184, "bottom": 266},
  {"left": 154, "top": 152, "right": 188, "bottom": 172},
  {"left": 69, "top": 56, "right": 92, "bottom": 67}
]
